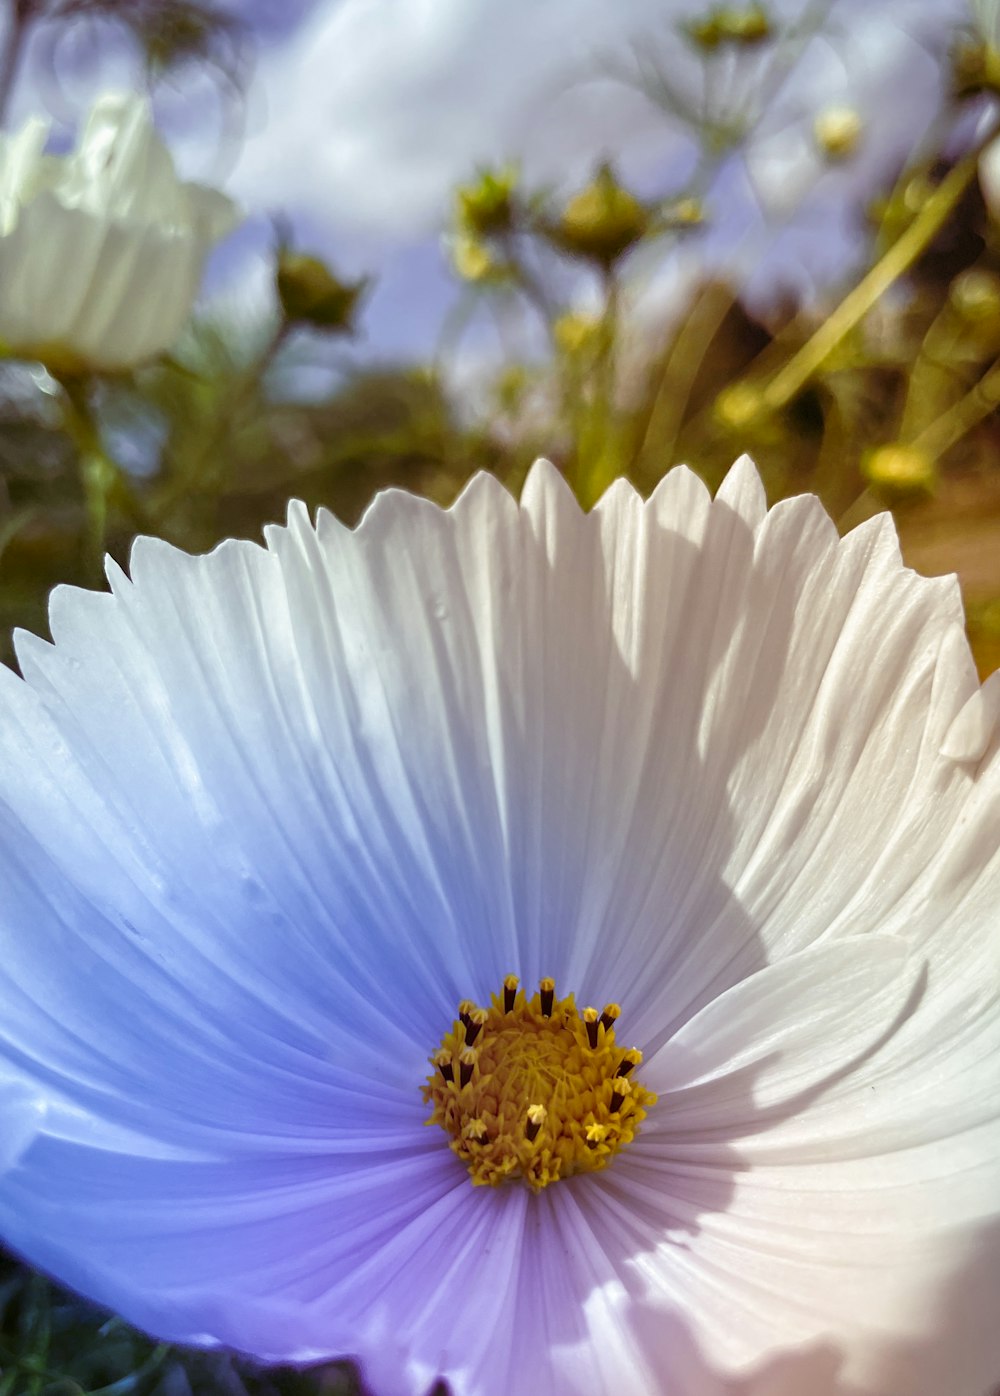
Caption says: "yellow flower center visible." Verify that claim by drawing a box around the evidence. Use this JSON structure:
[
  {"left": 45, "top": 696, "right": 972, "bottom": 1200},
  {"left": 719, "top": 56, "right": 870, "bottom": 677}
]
[{"left": 423, "top": 976, "right": 656, "bottom": 1191}]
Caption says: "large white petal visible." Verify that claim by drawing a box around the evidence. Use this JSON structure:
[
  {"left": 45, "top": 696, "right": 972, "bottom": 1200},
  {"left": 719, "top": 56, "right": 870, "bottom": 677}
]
[
  {"left": 592, "top": 937, "right": 1000, "bottom": 1396},
  {"left": 264, "top": 454, "right": 985, "bottom": 1045},
  {"left": 0, "top": 458, "right": 997, "bottom": 1394},
  {"left": 0, "top": 1118, "right": 475, "bottom": 1374},
  {"left": 0, "top": 542, "right": 429, "bottom": 1151},
  {"left": 0, "top": 456, "right": 988, "bottom": 1163}
]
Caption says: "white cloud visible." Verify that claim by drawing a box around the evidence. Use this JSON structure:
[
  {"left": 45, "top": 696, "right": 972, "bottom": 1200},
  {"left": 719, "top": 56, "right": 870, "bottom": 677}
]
[
  {"left": 2, "top": 0, "right": 971, "bottom": 362},
  {"left": 231, "top": 0, "right": 686, "bottom": 242},
  {"left": 230, "top": 0, "right": 967, "bottom": 268}
]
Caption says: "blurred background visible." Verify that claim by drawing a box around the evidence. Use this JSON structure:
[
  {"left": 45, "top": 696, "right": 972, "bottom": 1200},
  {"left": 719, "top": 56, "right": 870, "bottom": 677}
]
[
  {"left": 1, "top": 0, "right": 1000, "bottom": 675},
  {"left": 1, "top": 0, "right": 1000, "bottom": 1391}
]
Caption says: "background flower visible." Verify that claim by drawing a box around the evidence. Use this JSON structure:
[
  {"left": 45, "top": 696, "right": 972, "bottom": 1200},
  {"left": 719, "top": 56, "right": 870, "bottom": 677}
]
[{"left": 0, "top": 90, "right": 237, "bottom": 372}]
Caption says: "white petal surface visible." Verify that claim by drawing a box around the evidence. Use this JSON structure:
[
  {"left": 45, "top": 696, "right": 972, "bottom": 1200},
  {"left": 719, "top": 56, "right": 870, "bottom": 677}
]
[
  {"left": 599, "top": 935, "right": 1000, "bottom": 1396},
  {"left": 0, "top": 459, "right": 997, "bottom": 1395},
  {"left": 941, "top": 667, "right": 1000, "bottom": 764}
]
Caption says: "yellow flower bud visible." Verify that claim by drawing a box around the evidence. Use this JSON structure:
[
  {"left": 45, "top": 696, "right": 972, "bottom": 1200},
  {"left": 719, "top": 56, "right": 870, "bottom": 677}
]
[
  {"left": 552, "top": 164, "right": 648, "bottom": 267},
  {"left": 449, "top": 233, "right": 499, "bottom": 284},
  {"left": 862, "top": 444, "right": 937, "bottom": 503},
  {"left": 455, "top": 166, "right": 518, "bottom": 238},
  {"left": 553, "top": 311, "right": 601, "bottom": 355},
  {"left": 813, "top": 107, "right": 864, "bottom": 162},
  {"left": 715, "top": 383, "right": 765, "bottom": 432},
  {"left": 951, "top": 36, "right": 1000, "bottom": 99},
  {"left": 684, "top": 13, "right": 723, "bottom": 49},
  {"left": 657, "top": 196, "right": 706, "bottom": 232},
  {"left": 276, "top": 252, "right": 364, "bottom": 332},
  {"left": 950, "top": 268, "right": 1000, "bottom": 323},
  {"left": 724, "top": 3, "right": 771, "bottom": 43},
  {"left": 685, "top": 4, "right": 772, "bottom": 50}
]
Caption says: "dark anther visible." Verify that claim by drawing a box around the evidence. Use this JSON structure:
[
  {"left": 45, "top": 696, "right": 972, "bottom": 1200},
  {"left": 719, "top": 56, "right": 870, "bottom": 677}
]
[
  {"left": 615, "top": 1049, "right": 641, "bottom": 1078},
  {"left": 583, "top": 1007, "right": 599, "bottom": 1049},
  {"left": 599, "top": 1003, "right": 620, "bottom": 1033},
  {"left": 539, "top": 977, "right": 555, "bottom": 1018},
  {"left": 459, "top": 1050, "right": 477, "bottom": 1088},
  {"left": 503, "top": 975, "right": 519, "bottom": 1013},
  {"left": 525, "top": 1105, "right": 546, "bottom": 1142}
]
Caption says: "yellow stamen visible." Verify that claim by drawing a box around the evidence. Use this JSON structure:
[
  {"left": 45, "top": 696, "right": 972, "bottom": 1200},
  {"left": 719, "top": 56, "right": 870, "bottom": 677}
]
[{"left": 423, "top": 976, "right": 657, "bottom": 1191}]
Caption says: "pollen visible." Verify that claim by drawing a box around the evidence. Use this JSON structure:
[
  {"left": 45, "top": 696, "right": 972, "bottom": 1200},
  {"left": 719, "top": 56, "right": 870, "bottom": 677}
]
[{"left": 423, "top": 976, "right": 656, "bottom": 1190}]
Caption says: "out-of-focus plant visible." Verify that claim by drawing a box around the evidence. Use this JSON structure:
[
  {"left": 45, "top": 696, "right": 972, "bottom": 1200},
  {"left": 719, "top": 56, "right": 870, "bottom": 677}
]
[
  {"left": 276, "top": 250, "right": 367, "bottom": 335},
  {"left": 0, "top": 1, "right": 247, "bottom": 128},
  {"left": 0, "top": 91, "right": 236, "bottom": 372},
  {"left": 0, "top": 88, "right": 236, "bottom": 583},
  {"left": 427, "top": 4, "right": 1000, "bottom": 665},
  {"left": 4, "top": 0, "right": 1000, "bottom": 684}
]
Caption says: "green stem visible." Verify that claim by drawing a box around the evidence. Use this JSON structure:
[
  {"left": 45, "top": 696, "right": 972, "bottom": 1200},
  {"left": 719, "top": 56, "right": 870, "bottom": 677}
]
[
  {"left": 759, "top": 128, "right": 1000, "bottom": 415},
  {"left": 57, "top": 375, "right": 120, "bottom": 582},
  {"left": 910, "top": 356, "right": 1000, "bottom": 460},
  {"left": 575, "top": 267, "right": 620, "bottom": 507},
  {"left": 497, "top": 232, "right": 558, "bottom": 342},
  {"left": 837, "top": 487, "right": 880, "bottom": 534},
  {"left": 152, "top": 318, "right": 290, "bottom": 520},
  {"left": 628, "top": 281, "right": 736, "bottom": 473},
  {"left": 89, "top": 1343, "right": 172, "bottom": 1395}
]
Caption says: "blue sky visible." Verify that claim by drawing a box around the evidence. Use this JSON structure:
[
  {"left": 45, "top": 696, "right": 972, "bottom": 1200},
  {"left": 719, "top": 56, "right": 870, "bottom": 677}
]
[
  {"left": 4, "top": 0, "right": 974, "bottom": 363},
  {"left": 228, "top": 0, "right": 966, "bottom": 357}
]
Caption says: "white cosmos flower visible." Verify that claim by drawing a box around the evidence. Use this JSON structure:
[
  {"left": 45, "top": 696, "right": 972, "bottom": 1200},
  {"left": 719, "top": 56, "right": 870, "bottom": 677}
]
[
  {"left": 0, "top": 92, "right": 237, "bottom": 372},
  {"left": 0, "top": 458, "right": 998, "bottom": 1395}
]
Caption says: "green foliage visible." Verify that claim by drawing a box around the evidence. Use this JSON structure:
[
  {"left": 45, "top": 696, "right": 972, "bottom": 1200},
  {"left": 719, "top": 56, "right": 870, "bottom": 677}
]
[
  {"left": 0, "top": 1248, "right": 372, "bottom": 1396},
  {"left": 0, "top": 332, "right": 509, "bottom": 666}
]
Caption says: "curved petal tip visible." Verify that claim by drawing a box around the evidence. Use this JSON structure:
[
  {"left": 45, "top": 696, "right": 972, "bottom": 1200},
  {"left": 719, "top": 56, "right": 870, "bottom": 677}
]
[{"left": 942, "top": 669, "right": 1000, "bottom": 765}]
